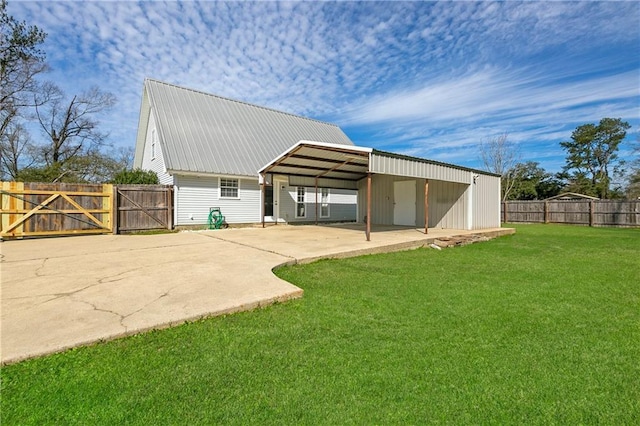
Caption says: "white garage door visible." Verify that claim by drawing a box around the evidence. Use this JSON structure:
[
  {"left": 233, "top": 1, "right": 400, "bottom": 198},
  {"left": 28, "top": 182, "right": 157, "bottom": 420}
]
[{"left": 393, "top": 180, "right": 416, "bottom": 226}]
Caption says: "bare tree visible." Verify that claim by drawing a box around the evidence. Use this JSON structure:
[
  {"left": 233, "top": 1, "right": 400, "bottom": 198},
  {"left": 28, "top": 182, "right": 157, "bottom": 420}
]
[
  {"left": 34, "top": 84, "right": 116, "bottom": 167},
  {"left": 480, "top": 133, "right": 519, "bottom": 200},
  {"left": 0, "top": 121, "right": 36, "bottom": 179}
]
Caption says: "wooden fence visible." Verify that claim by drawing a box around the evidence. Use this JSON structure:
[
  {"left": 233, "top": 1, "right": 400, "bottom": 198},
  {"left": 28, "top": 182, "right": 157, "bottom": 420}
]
[
  {"left": 1, "top": 182, "right": 173, "bottom": 239},
  {"left": 114, "top": 185, "right": 173, "bottom": 233},
  {"left": 502, "top": 200, "right": 640, "bottom": 227}
]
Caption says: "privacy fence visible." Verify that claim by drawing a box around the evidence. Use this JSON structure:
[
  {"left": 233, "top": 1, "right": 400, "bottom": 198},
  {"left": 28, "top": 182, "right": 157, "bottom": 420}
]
[
  {"left": 502, "top": 200, "right": 640, "bottom": 227},
  {"left": 0, "top": 182, "right": 173, "bottom": 239}
]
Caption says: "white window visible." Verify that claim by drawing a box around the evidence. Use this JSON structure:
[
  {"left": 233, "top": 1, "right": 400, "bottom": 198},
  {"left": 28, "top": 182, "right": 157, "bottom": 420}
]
[
  {"left": 220, "top": 178, "right": 239, "bottom": 199},
  {"left": 296, "top": 187, "right": 305, "bottom": 218},
  {"left": 320, "top": 188, "right": 330, "bottom": 218},
  {"left": 151, "top": 129, "right": 156, "bottom": 160}
]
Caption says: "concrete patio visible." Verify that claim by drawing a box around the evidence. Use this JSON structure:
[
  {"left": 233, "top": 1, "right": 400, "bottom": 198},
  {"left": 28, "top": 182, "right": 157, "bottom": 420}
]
[{"left": 0, "top": 224, "right": 514, "bottom": 364}]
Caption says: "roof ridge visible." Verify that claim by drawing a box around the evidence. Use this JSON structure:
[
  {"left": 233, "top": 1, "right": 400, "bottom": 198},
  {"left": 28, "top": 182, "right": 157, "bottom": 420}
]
[{"left": 144, "top": 78, "right": 341, "bottom": 129}]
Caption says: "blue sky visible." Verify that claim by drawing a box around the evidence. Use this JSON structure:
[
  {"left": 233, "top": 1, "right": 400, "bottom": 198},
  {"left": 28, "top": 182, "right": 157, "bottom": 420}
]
[{"left": 9, "top": 0, "right": 640, "bottom": 174}]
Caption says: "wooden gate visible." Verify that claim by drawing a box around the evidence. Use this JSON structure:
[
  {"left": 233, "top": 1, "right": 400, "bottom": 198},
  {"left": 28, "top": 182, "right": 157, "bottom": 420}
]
[
  {"left": 1, "top": 182, "right": 112, "bottom": 238},
  {"left": 114, "top": 185, "right": 173, "bottom": 233}
]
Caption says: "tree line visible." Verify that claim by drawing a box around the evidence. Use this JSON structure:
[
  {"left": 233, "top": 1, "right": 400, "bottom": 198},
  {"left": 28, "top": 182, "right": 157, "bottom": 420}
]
[
  {"left": 482, "top": 118, "right": 638, "bottom": 201},
  {"left": 0, "top": 0, "right": 156, "bottom": 184}
]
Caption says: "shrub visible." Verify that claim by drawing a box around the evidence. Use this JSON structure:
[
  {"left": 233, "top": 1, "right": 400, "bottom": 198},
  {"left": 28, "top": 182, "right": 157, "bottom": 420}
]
[{"left": 111, "top": 168, "right": 159, "bottom": 184}]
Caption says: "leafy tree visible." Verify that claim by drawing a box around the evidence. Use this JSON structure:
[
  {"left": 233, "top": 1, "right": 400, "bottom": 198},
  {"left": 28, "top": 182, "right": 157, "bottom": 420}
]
[
  {"left": 16, "top": 162, "right": 69, "bottom": 183},
  {"left": 16, "top": 150, "right": 131, "bottom": 183},
  {"left": 536, "top": 172, "right": 565, "bottom": 200},
  {"left": 0, "top": 0, "right": 47, "bottom": 177},
  {"left": 480, "top": 133, "right": 519, "bottom": 200},
  {"left": 625, "top": 169, "right": 640, "bottom": 200},
  {"left": 625, "top": 137, "right": 640, "bottom": 199},
  {"left": 560, "top": 118, "right": 630, "bottom": 198},
  {"left": 0, "top": 0, "right": 47, "bottom": 135},
  {"left": 111, "top": 168, "right": 159, "bottom": 184},
  {"left": 506, "top": 161, "right": 563, "bottom": 200}
]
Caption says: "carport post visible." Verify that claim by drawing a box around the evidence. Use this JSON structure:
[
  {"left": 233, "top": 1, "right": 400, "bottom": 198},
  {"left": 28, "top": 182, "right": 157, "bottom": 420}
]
[
  {"left": 366, "top": 172, "right": 372, "bottom": 241},
  {"left": 424, "top": 179, "right": 429, "bottom": 234},
  {"left": 261, "top": 173, "right": 266, "bottom": 228},
  {"left": 315, "top": 177, "right": 319, "bottom": 225}
]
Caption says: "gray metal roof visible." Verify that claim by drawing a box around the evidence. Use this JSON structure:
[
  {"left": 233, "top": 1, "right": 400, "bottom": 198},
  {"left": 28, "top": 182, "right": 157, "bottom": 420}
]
[
  {"left": 135, "top": 79, "right": 354, "bottom": 177},
  {"left": 260, "top": 140, "right": 371, "bottom": 182},
  {"left": 259, "top": 141, "right": 500, "bottom": 188}
]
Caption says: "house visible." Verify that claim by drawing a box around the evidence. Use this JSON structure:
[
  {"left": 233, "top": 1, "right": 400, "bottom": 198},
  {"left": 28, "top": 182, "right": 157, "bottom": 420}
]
[
  {"left": 544, "top": 192, "right": 599, "bottom": 201},
  {"left": 134, "top": 79, "right": 358, "bottom": 226},
  {"left": 134, "top": 79, "right": 502, "bottom": 236}
]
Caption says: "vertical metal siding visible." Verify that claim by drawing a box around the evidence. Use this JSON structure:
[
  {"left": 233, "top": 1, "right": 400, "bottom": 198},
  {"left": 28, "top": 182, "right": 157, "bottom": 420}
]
[
  {"left": 358, "top": 175, "right": 468, "bottom": 228},
  {"left": 428, "top": 180, "right": 468, "bottom": 229},
  {"left": 175, "top": 175, "right": 261, "bottom": 225},
  {"left": 357, "top": 175, "right": 395, "bottom": 224},
  {"left": 370, "top": 154, "right": 469, "bottom": 184},
  {"left": 472, "top": 174, "right": 501, "bottom": 228}
]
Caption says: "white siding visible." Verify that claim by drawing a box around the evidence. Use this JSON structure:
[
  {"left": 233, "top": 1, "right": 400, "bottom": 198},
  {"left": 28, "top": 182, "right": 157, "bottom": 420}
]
[
  {"left": 140, "top": 112, "right": 174, "bottom": 185},
  {"left": 175, "top": 175, "right": 261, "bottom": 225},
  {"left": 278, "top": 186, "right": 357, "bottom": 223}
]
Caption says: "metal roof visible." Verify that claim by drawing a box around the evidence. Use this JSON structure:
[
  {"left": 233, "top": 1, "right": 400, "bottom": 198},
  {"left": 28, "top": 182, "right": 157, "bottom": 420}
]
[
  {"left": 259, "top": 140, "right": 371, "bottom": 183},
  {"left": 135, "top": 79, "right": 354, "bottom": 177},
  {"left": 544, "top": 192, "right": 599, "bottom": 200},
  {"left": 259, "top": 141, "right": 500, "bottom": 188}
]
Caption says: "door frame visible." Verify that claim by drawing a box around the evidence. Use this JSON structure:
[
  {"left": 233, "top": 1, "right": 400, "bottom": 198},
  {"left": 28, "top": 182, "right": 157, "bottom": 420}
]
[
  {"left": 265, "top": 178, "right": 285, "bottom": 223},
  {"left": 393, "top": 180, "right": 416, "bottom": 226}
]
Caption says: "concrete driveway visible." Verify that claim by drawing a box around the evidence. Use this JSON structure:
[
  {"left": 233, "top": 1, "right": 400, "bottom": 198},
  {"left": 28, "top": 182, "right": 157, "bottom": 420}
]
[{"left": 1, "top": 224, "right": 513, "bottom": 364}]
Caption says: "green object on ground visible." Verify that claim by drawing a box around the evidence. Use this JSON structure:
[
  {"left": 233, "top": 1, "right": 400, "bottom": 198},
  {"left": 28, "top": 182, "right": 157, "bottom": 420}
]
[
  {"left": 208, "top": 207, "right": 224, "bottom": 229},
  {"left": 1, "top": 224, "right": 638, "bottom": 424}
]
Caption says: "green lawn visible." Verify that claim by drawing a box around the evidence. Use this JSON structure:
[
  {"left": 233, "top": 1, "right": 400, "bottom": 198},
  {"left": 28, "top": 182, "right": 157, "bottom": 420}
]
[{"left": 1, "top": 224, "right": 639, "bottom": 425}]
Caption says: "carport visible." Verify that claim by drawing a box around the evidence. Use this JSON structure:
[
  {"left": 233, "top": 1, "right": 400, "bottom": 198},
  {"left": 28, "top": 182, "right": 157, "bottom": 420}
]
[{"left": 259, "top": 140, "right": 502, "bottom": 241}]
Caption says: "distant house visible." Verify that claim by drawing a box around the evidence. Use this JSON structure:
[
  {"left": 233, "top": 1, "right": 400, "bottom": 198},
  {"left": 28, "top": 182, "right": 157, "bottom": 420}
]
[
  {"left": 134, "top": 79, "right": 358, "bottom": 226},
  {"left": 544, "top": 192, "right": 599, "bottom": 201},
  {"left": 134, "top": 79, "right": 502, "bottom": 233}
]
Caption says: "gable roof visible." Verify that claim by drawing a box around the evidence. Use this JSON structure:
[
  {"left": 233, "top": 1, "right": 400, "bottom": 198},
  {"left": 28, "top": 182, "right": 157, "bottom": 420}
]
[
  {"left": 134, "top": 79, "right": 354, "bottom": 177},
  {"left": 544, "top": 192, "right": 599, "bottom": 200}
]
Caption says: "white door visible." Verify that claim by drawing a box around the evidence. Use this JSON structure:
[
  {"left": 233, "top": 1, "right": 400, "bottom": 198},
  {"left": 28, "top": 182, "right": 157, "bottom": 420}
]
[
  {"left": 264, "top": 180, "right": 284, "bottom": 222},
  {"left": 394, "top": 180, "right": 416, "bottom": 226},
  {"left": 273, "top": 179, "right": 283, "bottom": 222}
]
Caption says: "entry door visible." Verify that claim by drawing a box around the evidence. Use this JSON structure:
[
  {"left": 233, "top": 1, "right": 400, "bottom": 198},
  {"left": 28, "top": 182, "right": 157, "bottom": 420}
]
[
  {"left": 264, "top": 186, "right": 274, "bottom": 217},
  {"left": 393, "top": 180, "right": 416, "bottom": 226}
]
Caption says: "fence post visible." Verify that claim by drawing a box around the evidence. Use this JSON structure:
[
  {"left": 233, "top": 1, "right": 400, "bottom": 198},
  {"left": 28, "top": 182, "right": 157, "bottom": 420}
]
[
  {"left": 589, "top": 200, "right": 595, "bottom": 227},
  {"left": 112, "top": 185, "right": 119, "bottom": 234},
  {"left": 503, "top": 201, "right": 508, "bottom": 223},
  {"left": 167, "top": 185, "right": 174, "bottom": 230},
  {"left": 544, "top": 201, "right": 549, "bottom": 223}
]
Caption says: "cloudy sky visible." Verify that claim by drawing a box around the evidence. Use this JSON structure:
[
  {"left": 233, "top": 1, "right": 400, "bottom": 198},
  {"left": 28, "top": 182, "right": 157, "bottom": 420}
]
[{"left": 9, "top": 0, "right": 640, "bottom": 173}]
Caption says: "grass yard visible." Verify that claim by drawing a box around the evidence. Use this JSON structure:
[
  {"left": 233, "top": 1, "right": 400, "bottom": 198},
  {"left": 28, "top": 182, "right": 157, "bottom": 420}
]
[{"left": 1, "top": 224, "right": 639, "bottom": 424}]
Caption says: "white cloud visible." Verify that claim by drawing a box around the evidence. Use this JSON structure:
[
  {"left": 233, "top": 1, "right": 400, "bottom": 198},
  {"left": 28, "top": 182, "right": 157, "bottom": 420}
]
[{"left": 6, "top": 0, "right": 639, "bottom": 173}]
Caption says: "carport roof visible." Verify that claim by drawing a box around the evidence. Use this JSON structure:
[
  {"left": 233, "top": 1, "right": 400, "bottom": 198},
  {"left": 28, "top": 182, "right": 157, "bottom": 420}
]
[
  {"left": 259, "top": 140, "right": 372, "bottom": 182},
  {"left": 259, "top": 140, "right": 500, "bottom": 184}
]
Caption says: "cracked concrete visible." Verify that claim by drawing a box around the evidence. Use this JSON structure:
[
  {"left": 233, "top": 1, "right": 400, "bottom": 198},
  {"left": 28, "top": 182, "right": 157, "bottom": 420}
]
[
  {"left": 0, "top": 223, "right": 514, "bottom": 364},
  {"left": 1, "top": 231, "right": 302, "bottom": 364}
]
